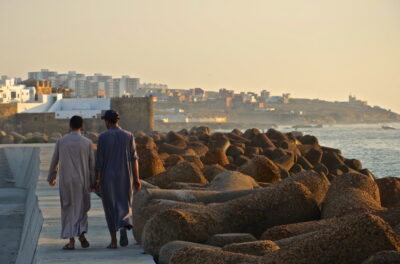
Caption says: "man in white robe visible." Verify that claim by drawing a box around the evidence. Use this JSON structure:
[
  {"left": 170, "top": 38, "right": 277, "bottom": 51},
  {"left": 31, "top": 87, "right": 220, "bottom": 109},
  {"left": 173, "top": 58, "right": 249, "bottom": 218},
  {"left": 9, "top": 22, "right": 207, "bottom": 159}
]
[{"left": 48, "top": 115, "right": 95, "bottom": 250}]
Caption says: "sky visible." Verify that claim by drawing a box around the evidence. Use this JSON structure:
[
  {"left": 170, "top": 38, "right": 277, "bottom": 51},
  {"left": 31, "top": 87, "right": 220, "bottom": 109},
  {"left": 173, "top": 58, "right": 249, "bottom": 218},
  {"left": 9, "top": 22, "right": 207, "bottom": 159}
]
[{"left": 1, "top": 0, "right": 400, "bottom": 112}]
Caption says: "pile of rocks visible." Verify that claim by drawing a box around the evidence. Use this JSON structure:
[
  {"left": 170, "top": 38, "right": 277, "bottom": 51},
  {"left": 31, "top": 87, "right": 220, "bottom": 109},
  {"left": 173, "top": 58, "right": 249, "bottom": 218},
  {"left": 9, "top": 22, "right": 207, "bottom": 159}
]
[
  {"left": 132, "top": 127, "right": 400, "bottom": 264},
  {"left": 0, "top": 131, "right": 100, "bottom": 144},
  {"left": 0, "top": 131, "right": 54, "bottom": 144}
]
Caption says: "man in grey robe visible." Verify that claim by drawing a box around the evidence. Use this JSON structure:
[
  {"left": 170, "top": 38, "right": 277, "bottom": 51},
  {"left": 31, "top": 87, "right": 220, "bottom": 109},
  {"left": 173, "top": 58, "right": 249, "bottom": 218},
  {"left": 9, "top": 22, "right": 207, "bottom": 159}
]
[
  {"left": 48, "top": 115, "right": 95, "bottom": 250},
  {"left": 95, "top": 109, "right": 141, "bottom": 249}
]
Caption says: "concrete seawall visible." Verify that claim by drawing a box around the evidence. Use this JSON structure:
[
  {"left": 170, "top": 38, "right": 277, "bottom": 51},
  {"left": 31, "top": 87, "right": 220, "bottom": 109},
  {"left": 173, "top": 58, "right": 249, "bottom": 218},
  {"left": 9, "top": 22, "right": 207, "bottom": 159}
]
[{"left": 0, "top": 145, "right": 43, "bottom": 264}]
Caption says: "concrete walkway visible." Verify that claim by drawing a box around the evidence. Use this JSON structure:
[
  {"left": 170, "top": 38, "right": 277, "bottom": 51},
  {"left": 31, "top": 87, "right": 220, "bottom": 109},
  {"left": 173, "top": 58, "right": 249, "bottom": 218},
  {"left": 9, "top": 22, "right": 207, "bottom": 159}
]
[{"left": 35, "top": 146, "right": 154, "bottom": 264}]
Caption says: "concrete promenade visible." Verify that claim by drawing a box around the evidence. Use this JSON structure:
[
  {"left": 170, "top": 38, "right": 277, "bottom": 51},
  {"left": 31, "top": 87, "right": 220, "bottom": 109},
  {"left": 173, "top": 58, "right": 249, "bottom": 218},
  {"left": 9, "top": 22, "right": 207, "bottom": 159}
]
[{"left": 35, "top": 146, "right": 154, "bottom": 264}]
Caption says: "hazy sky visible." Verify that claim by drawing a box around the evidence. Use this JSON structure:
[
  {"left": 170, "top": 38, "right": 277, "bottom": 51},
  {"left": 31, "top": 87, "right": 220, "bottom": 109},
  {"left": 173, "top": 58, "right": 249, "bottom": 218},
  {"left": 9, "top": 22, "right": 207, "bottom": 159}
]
[{"left": 1, "top": 0, "right": 400, "bottom": 112}]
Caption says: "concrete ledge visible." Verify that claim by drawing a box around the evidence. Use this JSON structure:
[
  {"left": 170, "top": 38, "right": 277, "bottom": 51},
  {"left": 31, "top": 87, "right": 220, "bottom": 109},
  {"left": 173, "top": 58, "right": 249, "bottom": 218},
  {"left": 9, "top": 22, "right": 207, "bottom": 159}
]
[{"left": 0, "top": 146, "right": 43, "bottom": 264}]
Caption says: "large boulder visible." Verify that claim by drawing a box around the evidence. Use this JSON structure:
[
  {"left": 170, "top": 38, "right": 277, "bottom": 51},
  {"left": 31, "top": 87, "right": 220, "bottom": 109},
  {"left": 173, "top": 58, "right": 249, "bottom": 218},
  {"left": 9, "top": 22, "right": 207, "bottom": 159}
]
[
  {"left": 142, "top": 179, "right": 320, "bottom": 257},
  {"left": 206, "top": 171, "right": 260, "bottom": 191},
  {"left": 226, "top": 145, "right": 245, "bottom": 158},
  {"left": 243, "top": 128, "right": 261, "bottom": 139},
  {"left": 132, "top": 189, "right": 265, "bottom": 244},
  {"left": 299, "top": 135, "right": 319, "bottom": 145},
  {"left": 209, "top": 133, "right": 231, "bottom": 152},
  {"left": 250, "top": 134, "right": 275, "bottom": 149},
  {"left": 321, "top": 172, "right": 382, "bottom": 218},
  {"left": 147, "top": 161, "right": 208, "bottom": 188},
  {"left": 135, "top": 136, "right": 165, "bottom": 179},
  {"left": 287, "top": 170, "right": 330, "bottom": 206},
  {"left": 376, "top": 177, "right": 400, "bottom": 208},
  {"left": 222, "top": 240, "right": 280, "bottom": 256},
  {"left": 166, "top": 131, "right": 187, "bottom": 144},
  {"left": 159, "top": 241, "right": 220, "bottom": 264},
  {"left": 202, "top": 164, "right": 227, "bottom": 182},
  {"left": 304, "top": 146, "right": 323, "bottom": 165},
  {"left": 261, "top": 206, "right": 400, "bottom": 242},
  {"left": 158, "top": 142, "right": 187, "bottom": 155},
  {"left": 183, "top": 155, "right": 204, "bottom": 169},
  {"left": 239, "top": 155, "right": 281, "bottom": 183},
  {"left": 206, "top": 233, "right": 257, "bottom": 247},
  {"left": 187, "top": 141, "right": 209, "bottom": 157},
  {"left": 362, "top": 251, "right": 400, "bottom": 264},
  {"left": 170, "top": 247, "right": 259, "bottom": 264},
  {"left": 321, "top": 149, "right": 346, "bottom": 171},
  {"left": 164, "top": 154, "right": 185, "bottom": 167},
  {"left": 266, "top": 128, "right": 289, "bottom": 142},
  {"left": 261, "top": 214, "right": 400, "bottom": 264},
  {"left": 202, "top": 149, "right": 229, "bottom": 166}
]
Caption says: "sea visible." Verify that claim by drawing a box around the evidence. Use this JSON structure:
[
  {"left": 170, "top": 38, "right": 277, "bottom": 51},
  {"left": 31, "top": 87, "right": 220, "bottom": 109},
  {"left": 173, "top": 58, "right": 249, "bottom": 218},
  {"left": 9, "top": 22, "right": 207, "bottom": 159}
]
[{"left": 274, "top": 123, "right": 400, "bottom": 178}]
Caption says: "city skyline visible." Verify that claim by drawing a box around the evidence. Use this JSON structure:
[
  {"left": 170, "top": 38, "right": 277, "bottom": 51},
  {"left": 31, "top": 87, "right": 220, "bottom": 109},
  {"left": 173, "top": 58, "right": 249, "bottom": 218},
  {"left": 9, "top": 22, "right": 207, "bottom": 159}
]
[{"left": 1, "top": 0, "right": 400, "bottom": 112}]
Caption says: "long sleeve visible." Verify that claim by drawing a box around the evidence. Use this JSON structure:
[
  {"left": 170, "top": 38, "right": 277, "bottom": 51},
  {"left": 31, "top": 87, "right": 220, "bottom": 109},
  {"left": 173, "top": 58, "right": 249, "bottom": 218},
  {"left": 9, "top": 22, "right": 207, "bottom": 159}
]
[
  {"left": 47, "top": 140, "right": 60, "bottom": 183},
  {"left": 89, "top": 142, "right": 96, "bottom": 187},
  {"left": 129, "top": 135, "right": 139, "bottom": 162},
  {"left": 95, "top": 135, "right": 104, "bottom": 171}
]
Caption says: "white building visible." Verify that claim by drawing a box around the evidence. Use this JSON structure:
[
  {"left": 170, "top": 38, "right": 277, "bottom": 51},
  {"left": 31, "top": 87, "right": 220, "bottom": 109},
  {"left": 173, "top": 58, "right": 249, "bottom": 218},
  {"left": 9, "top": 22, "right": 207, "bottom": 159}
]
[
  {"left": 28, "top": 69, "right": 58, "bottom": 80},
  {"left": 17, "top": 94, "right": 62, "bottom": 113},
  {"left": 119, "top": 76, "right": 140, "bottom": 96},
  {"left": 48, "top": 98, "right": 111, "bottom": 119},
  {"left": 0, "top": 79, "right": 35, "bottom": 103}
]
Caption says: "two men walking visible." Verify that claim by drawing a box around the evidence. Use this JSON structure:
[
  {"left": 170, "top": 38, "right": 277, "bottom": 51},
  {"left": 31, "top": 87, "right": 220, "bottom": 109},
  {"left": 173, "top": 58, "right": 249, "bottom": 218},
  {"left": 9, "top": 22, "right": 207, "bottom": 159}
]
[{"left": 48, "top": 110, "right": 141, "bottom": 250}]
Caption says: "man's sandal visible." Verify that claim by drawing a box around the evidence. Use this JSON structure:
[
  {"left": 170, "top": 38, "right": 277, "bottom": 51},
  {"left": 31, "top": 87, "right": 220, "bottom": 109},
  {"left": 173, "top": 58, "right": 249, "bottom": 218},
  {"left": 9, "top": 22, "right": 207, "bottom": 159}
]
[
  {"left": 79, "top": 237, "right": 90, "bottom": 248},
  {"left": 62, "top": 244, "right": 75, "bottom": 250}
]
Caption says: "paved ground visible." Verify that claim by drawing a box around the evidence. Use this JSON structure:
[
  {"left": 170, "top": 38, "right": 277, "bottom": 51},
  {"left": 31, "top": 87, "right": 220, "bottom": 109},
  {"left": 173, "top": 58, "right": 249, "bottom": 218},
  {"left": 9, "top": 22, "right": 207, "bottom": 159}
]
[{"left": 36, "top": 146, "right": 155, "bottom": 264}]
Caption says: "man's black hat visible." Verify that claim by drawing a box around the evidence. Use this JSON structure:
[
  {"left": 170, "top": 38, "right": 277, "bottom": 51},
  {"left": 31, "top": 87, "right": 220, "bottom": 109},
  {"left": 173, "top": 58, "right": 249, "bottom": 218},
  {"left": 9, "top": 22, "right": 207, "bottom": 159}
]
[{"left": 101, "top": 109, "right": 120, "bottom": 121}]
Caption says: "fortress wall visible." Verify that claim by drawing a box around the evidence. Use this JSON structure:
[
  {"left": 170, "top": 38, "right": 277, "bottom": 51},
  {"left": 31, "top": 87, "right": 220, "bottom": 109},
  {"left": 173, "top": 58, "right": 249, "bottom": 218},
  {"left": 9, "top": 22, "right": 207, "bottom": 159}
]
[
  {"left": 111, "top": 97, "right": 154, "bottom": 132},
  {"left": 2, "top": 97, "right": 154, "bottom": 134},
  {"left": 0, "top": 103, "right": 17, "bottom": 119}
]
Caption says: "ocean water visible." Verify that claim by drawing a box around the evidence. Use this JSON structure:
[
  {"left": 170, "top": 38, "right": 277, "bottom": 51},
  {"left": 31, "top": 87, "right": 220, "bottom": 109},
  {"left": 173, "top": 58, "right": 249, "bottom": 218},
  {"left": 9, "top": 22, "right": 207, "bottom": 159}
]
[{"left": 277, "top": 124, "right": 400, "bottom": 178}]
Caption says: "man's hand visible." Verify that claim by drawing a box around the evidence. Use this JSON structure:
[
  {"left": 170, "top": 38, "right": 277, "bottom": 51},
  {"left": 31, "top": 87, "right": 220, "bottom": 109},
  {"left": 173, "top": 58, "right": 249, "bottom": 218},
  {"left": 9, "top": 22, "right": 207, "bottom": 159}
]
[
  {"left": 134, "top": 179, "right": 141, "bottom": 192},
  {"left": 49, "top": 180, "right": 56, "bottom": 187},
  {"left": 93, "top": 181, "right": 101, "bottom": 193}
]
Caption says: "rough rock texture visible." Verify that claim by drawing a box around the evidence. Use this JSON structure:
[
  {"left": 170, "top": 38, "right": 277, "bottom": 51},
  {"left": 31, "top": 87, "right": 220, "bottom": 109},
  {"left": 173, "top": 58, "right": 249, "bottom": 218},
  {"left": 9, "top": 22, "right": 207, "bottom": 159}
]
[
  {"left": 158, "top": 142, "right": 187, "bottom": 155},
  {"left": 202, "top": 149, "right": 230, "bottom": 166},
  {"left": 250, "top": 134, "right": 276, "bottom": 149},
  {"left": 226, "top": 145, "right": 245, "bottom": 158},
  {"left": 202, "top": 164, "right": 227, "bottom": 182},
  {"left": 135, "top": 136, "right": 166, "bottom": 179},
  {"left": 238, "top": 155, "right": 281, "bottom": 183},
  {"left": 235, "top": 155, "right": 251, "bottom": 166},
  {"left": 148, "top": 161, "right": 208, "bottom": 188},
  {"left": 376, "top": 177, "right": 400, "bottom": 208},
  {"left": 206, "top": 233, "right": 257, "bottom": 247},
  {"left": 158, "top": 241, "right": 220, "bottom": 264},
  {"left": 208, "top": 133, "right": 231, "bottom": 152},
  {"left": 170, "top": 247, "right": 259, "bottom": 264},
  {"left": 187, "top": 141, "right": 209, "bottom": 156},
  {"left": 261, "top": 206, "right": 400, "bottom": 242},
  {"left": 222, "top": 240, "right": 280, "bottom": 256},
  {"left": 321, "top": 172, "right": 382, "bottom": 218},
  {"left": 362, "top": 251, "right": 400, "bottom": 264},
  {"left": 206, "top": 171, "right": 260, "bottom": 191},
  {"left": 141, "top": 179, "right": 320, "bottom": 257},
  {"left": 299, "top": 135, "right": 319, "bottom": 145},
  {"left": 261, "top": 214, "right": 400, "bottom": 264},
  {"left": 164, "top": 154, "right": 184, "bottom": 167},
  {"left": 132, "top": 189, "right": 265, "bottom": 243},
  {"left": 243, "top": 128, "right": 261, "bottom": 139},
  {"left": 183, "top": 155, "right": 204, "bottom": 169},
  {"left": 286, "top": 170, "right": 330, "bottom": 206}
]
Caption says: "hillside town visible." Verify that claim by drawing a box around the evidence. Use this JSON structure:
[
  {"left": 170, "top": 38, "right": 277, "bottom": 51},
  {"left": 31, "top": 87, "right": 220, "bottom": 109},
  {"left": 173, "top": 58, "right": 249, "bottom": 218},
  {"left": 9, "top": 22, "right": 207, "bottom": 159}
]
[{"left": 0, "top": 69, "right": 398, "bottom": 129}]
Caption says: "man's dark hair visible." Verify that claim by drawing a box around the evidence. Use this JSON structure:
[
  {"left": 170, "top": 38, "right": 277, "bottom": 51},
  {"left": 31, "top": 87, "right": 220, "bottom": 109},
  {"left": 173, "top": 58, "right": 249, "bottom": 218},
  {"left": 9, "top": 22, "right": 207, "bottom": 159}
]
[
  {"left": 70, "top": 115, "right": 83, "bottom": 130},
  {"left": 107, "top": 118, "right": 119, "bottom": 124}
]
